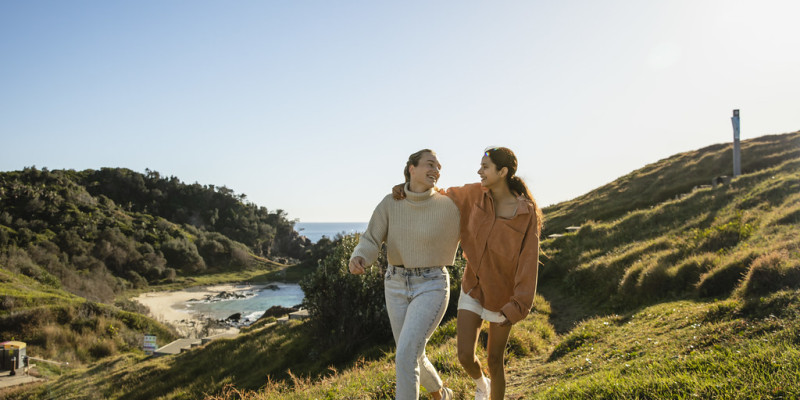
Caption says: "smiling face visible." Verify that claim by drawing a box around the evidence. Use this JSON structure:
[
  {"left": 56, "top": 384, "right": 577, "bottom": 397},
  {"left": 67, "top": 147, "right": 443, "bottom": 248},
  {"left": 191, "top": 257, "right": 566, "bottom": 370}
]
[
  {"left": 478, "top": 155, "right": 507, "bottom": 189},
  {"left": 408, "top": 151, "right": 441, "bottom": 191}
]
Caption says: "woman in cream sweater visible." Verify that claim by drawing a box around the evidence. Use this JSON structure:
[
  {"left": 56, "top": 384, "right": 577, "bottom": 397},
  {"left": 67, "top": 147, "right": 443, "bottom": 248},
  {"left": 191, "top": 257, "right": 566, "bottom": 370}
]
[
  {"left": 349, "top": 149, "right": 458, "bottom": 400},
  {"left": 393, "top": 146, "right": 542, "bottom": 400}
]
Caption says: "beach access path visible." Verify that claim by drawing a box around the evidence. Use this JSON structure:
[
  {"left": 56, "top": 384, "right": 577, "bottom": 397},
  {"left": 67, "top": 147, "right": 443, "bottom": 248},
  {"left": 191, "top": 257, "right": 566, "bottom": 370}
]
[{"left": 0, "top": 369, "right": 44, "bottom": 389}]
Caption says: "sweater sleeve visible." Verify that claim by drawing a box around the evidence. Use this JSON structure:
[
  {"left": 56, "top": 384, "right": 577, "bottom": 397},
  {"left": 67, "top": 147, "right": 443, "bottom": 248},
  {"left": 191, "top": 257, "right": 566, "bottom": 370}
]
[
  {"left": 500, "top": 211, "right": 541, "bottom": 324},
  {"left": 350, "top": 196, "right": 390, "bottom": 266}
]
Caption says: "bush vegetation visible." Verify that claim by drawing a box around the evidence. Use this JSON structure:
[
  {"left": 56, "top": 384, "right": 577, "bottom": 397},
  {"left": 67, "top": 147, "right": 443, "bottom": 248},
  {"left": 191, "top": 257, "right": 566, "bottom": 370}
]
[
  {"left": 0, "top": 166, "right": 336, "bottom": 368},
  {"left": 2, "top": 131, "right": 798, "bottom": 399},
  {"left": 0, "top": 167, "right": 315, "bottom": 299}
]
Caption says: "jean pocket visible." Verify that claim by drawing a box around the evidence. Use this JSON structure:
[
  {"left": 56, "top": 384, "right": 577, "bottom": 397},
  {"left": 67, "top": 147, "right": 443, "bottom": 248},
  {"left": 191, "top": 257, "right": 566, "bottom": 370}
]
[{"left": 421, "top": 268, "right": 447, "bottom": 280}]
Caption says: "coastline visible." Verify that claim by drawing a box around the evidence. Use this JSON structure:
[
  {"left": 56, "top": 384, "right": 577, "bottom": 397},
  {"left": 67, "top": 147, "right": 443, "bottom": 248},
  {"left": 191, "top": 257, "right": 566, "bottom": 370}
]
[
  {"left": 295, "top": 222, "right": 367, "bottom": 243},
  {"left": 133, "top": 283, "right": 263, "bottom": 337}
]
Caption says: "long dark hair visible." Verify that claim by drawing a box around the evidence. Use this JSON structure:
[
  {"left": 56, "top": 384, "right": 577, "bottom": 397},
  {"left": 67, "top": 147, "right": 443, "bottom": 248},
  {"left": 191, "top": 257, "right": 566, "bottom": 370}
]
[
  {"left": 485, "top": 147, "right": 543, "bottom": 235},
  {"left": 404, "top": 149, "right": 436, "bottom": 183}
]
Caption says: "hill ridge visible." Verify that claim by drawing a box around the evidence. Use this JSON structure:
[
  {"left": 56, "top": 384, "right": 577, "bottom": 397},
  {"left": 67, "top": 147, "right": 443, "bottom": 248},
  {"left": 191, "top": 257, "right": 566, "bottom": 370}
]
[{"left": 2, "top": 131, "right": 798, "bottom": 399}]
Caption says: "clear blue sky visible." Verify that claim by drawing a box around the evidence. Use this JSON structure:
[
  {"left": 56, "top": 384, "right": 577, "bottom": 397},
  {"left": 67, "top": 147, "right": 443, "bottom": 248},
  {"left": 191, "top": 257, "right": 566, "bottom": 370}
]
[{"left": 2, "top": 1, "right": 799, "bottom": 222}]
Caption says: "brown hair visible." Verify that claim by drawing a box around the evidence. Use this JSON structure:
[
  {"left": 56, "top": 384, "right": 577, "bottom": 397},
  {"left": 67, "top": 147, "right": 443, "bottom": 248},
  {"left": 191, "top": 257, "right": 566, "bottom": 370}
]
[
  {"left": 485, "top": 147, "right": 543, "bottom": 235},
  {"left": 404, "top": 149, "right": 436, "bottom": 183}
]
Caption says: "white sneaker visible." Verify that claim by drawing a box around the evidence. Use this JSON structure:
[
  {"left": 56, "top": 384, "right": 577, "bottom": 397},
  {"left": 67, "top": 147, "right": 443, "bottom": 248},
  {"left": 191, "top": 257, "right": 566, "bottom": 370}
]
[
  {"left": 441, "top": 387, "right": 454, "bottom": 400},
  {"left": 475, "top": 377, "right": 491, "bottom": 400}
]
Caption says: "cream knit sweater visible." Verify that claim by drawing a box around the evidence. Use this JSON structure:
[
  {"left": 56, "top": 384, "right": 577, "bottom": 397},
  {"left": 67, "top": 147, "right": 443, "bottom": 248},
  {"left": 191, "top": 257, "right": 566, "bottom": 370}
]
[{"left": 351, "top": 184, "right": 461, "bottom": 268}]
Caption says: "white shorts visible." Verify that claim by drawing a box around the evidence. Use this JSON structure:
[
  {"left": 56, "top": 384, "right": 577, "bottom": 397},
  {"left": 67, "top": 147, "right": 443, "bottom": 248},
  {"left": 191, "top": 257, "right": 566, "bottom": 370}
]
[{"left": 457, "top": 289, "right": 506, "bottom": 323}]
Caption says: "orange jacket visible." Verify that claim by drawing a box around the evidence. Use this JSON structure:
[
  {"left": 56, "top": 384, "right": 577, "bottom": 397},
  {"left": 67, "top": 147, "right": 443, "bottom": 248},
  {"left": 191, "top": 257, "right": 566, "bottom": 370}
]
[{"left": 445, "top": 183, "right": 540, "bottom": 324}]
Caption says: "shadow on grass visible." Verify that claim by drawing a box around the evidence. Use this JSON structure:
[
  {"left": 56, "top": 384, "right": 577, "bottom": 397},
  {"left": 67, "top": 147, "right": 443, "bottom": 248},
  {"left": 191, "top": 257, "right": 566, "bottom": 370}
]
[{"left": 537, "top": 283, "right": 609, "bottom": 335}]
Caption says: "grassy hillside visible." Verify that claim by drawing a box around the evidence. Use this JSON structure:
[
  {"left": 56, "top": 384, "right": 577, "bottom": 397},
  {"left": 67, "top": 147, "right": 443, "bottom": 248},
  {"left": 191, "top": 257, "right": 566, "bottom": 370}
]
[
  {"left": 196, "top": 130, "right": 798, "bottom": 399},
  {"left": 541, "top": 149, "right": 799, "bottom": 312},
  {"left": 0, "top": 166, "right": 326, "bottom": 365},
  {"left": 196, "top": 291, "right": 798, "bottom": 399},
  {"left": 543, "top": 131, "right": 799, "bottom": 235},
  {"left": 4, "top": 132, "right": 799, "bottom": 399},
  {"left": 0, "top": 265, "right": 179, "bottom": 368}
]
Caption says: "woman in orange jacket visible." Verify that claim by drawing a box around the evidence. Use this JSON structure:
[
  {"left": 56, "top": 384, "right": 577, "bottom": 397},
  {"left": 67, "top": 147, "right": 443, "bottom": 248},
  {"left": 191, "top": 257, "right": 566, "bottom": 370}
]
[
  {"left": 395, "top": 146, "right": 542, "bottom": 400},
  {"left": 445, "top": 147, "right": 542, "bottom": 400}
]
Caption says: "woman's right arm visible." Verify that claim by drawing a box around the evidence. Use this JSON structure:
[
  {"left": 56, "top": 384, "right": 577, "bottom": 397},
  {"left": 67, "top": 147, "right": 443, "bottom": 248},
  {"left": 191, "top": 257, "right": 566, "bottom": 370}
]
[{"left": 349, "top": 197, "right": 390, "bottom": 273}]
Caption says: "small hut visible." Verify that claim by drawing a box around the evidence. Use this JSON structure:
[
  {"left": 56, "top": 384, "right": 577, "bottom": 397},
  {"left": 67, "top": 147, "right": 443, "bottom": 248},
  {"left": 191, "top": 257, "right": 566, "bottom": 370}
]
[{"left": 1, "top": 341, "right": 27, "bottom": 373}]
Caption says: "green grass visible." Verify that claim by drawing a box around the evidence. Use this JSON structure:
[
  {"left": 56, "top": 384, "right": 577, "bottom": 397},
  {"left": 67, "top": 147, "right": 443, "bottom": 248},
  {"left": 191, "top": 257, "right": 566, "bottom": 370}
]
[
  {"left": 542, "top": 156, "right": 800, "bottom": 310},
  {"left": 153, "top": 291, "right": 800, "bottom": 400},
  {"left": 543, "top": 132, "right": 800, "bottom": 236},
  {"left": 521, "top": 291, "right": 800, "bottom": 399},
  {"left": 4, "top": 131, "right": 799, "bottom": 399}
]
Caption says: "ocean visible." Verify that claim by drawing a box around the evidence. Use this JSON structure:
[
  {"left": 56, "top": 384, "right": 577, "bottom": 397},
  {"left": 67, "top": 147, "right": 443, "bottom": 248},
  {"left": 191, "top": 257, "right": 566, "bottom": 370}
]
[
  {"left": 295, "top": 222, "right": 368, "bottom": 243},
  {"left": 186, "top": 282, "right": 305, "bottom": 322},
  {"left": 179, "top": 223, "right": 367, "bottom": 323}
]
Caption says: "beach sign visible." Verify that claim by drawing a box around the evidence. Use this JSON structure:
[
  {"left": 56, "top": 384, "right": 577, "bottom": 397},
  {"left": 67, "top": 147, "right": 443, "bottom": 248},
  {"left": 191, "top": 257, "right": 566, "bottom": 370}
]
[{"left": 143, "top": 334, "right": 157, "bottom": 355}]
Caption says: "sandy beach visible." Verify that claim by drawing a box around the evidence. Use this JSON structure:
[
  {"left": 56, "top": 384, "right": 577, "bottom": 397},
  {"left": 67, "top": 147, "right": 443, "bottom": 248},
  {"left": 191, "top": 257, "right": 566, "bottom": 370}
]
[{"left": 133, "top": 283, "right": 262, "bottom": 337}]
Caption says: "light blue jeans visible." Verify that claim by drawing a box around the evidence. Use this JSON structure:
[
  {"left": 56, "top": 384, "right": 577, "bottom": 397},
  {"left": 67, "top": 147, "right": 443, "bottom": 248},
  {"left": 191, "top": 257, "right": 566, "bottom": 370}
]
[{"left": 384, "top": 265, "right": 450, "bottom": 400}]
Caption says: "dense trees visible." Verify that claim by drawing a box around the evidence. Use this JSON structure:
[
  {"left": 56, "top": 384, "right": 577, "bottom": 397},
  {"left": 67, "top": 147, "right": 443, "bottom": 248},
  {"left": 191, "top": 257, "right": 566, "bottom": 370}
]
[
  {"left": 79, "top": 167, "right": 308, "bottom": 258},
  {"left": 0, "top": 167, "right": 311, "bottom": 301}
]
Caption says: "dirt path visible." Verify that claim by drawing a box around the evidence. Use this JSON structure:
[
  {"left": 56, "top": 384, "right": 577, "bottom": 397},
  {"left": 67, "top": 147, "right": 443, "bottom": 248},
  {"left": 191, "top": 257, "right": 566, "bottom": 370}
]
[{"left": 501, "top": 283, "right": 597, "bottom": 398}]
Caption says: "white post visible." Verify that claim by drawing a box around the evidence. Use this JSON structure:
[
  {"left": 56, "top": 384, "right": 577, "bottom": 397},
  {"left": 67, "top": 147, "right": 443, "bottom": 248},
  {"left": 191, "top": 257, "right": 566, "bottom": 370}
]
[{"left": 731, "top": 109, "right": 741, "bottom": 177}]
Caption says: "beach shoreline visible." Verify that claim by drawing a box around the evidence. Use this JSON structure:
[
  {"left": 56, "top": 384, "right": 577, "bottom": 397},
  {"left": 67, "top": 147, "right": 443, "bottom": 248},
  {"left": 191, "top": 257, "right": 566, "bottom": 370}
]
[{"left": 133, "top": 283, "right": 264, "bottom": 337}]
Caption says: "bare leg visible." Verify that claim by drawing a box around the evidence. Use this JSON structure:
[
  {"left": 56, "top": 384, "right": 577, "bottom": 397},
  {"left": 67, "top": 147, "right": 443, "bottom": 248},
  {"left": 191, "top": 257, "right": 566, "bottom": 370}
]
[
  {"left": 486, "top": 322, "right": 512, "bottom": 400},
  {"left": 456, "top": 309, "right": 484, "bottom": 379}
]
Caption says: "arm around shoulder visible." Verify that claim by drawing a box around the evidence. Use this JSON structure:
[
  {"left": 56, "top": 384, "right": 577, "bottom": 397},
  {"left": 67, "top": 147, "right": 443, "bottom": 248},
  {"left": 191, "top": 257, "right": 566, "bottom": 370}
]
[{"left": 442, "top": 183, "right": 483, "bottom": 213}]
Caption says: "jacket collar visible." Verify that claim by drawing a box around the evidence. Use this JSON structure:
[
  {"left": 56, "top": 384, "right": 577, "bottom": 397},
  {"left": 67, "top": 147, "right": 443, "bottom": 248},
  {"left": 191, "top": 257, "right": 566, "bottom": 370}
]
[{"left": 479, "top": 185, "right": 531, "bottom": 216}]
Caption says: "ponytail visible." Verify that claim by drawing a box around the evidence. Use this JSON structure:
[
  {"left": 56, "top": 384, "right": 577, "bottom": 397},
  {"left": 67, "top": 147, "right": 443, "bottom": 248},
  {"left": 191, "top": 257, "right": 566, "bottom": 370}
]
[
  {"left": 507, "top": 175, "right": 532, "bottom": 202},
  {"left": 507, "top": 175, "right": 543, "bottom": 236},
  {"left": 486, "top": 147, "right": 543, "bottom": 236}
]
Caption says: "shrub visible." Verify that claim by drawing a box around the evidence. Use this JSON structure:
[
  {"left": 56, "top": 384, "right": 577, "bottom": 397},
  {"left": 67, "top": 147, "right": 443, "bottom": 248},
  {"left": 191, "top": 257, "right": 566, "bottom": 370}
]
[
  {"left": 670, "top": 253, "right": 717, "bottom": 292},
  {"left": 618, "top": 261, "right": 646, "bottom": 301},
  {"left": 161, "top": 236, "right": 206, "bottom": 273},
  {"left": 635, "top": 251, "right": 676, "bottom": 301},
  {"left": 88, "top": 338, "right": 117, "bottom": 358},
  {"left": 300, "top": 235, "right": 392, "bottom": 354},
  {"left": 739, "top": 251, "right": 800, "bottom": 297},
  {"left": 690, "top": 212, "right": 754, "bottom": 252},
  {"left": 115, "top": 298, "right": 151, "bottom": 315},
  {"left": 696, "top": 255, "right": 754, "bottom": 298},
  {"left": 739, "top": 289, "right": 800, "bottom": 319}
]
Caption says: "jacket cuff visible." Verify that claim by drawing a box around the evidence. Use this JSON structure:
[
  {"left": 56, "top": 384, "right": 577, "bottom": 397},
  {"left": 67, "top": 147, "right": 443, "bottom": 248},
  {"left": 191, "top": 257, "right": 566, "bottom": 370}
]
[{"left": 501, "top": 303, "right": 525, "bottom": 324}]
